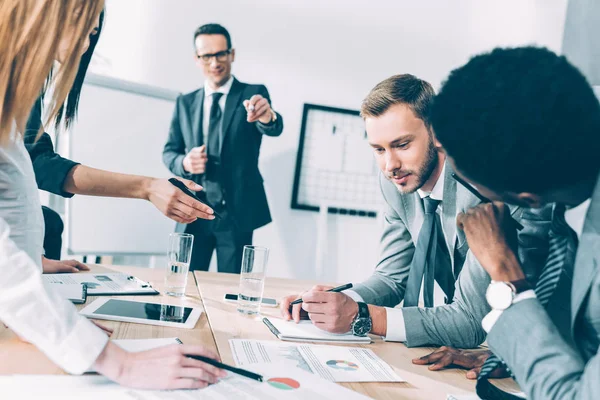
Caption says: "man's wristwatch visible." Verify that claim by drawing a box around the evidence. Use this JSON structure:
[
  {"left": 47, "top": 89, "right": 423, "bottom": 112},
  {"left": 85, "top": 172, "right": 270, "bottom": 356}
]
[
  {"left": 350, "top": 302, "right": 372, "bottom": 337},
  {"left": 486, "top": 279, "right": 532, "bottom": 310}
]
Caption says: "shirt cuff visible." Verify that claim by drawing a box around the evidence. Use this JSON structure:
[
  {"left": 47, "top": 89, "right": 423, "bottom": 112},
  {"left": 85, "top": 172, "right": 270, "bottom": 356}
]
[
  {"left": 382, "top": 307, "right": 407, "bottom": 342},
  {"left": 482, "top": 290, "right": 537, "bottom": 333},
  {"left": 55, "top": 317, "right": 109, "bottom": 375},
  {"left": 344, "top": 290, "right": 364, "bottom": 303}
]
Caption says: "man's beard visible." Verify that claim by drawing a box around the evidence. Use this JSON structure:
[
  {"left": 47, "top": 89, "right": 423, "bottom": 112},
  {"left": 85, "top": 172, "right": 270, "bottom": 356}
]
[{"left": 388, "top": 138, "right": 439, "bottom": 194}]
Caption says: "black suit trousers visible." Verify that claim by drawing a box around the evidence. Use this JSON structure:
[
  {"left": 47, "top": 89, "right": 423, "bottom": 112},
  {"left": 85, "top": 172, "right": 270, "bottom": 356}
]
[{"left": 185, "top": 208, "right": 253, "bottom": 273}]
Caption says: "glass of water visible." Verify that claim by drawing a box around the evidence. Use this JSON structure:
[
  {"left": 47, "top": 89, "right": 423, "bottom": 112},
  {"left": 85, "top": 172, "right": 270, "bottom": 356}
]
[
  {"left": 165, "top": 233, "right": 194, "bottom": 297},
  {"left": 237, "top": 245, "right": 269, "bottom": 315}
]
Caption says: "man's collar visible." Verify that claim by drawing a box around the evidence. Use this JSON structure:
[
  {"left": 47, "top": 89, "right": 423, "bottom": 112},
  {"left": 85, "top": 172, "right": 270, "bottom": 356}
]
[
  {"left": 417, "top": 162, "right": 446, "bottom": 201},
  {"left": 204, "top": 75, "right": 234, "bottom": 97}
]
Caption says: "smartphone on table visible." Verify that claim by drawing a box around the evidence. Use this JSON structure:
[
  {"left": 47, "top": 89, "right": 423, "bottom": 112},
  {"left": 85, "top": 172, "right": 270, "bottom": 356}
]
[{"left": 223, "top": 293, "right": 278, "bottom": 307}]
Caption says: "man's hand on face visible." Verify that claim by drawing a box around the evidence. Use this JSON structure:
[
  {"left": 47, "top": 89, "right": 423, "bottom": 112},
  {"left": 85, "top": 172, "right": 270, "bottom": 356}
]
[
  {"left": 280, "top": 285, "right": 358, "bottom": 334},
  {"left": 412, "top": 346, "right": 508, "bottom": 380},
  {"left": 456, "top": 202, "right": 525, "bottom": 282},
  {"left": 243, "top": 95, "right": 273, "bottom": 124}
]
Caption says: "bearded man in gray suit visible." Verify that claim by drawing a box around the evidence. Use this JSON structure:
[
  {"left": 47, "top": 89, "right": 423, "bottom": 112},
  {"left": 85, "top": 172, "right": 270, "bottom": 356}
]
[
  {"left": 431, "top": 46, "right": 600, "bottom": 399},
  {"left": 280, "top": 74, "right": 552, "bottom": 355}
]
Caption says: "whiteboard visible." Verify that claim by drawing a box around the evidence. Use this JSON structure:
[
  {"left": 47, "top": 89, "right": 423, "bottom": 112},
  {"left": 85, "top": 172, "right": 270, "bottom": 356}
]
[
  {"left": 291, "top": 104, "right": 381, "bottom": 217},
  {"left": 67, "top": 74, "right": 180, "bottom": 255}
]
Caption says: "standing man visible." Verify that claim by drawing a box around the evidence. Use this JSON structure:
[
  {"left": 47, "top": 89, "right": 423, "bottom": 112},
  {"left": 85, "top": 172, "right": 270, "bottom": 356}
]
[
  {"left": 163, "top": 23, "right": 283, "bottom": 273},
  {"left": 280, "top": 74, "right": 550, "bottom": 349},
  {"left": 430, "top": 46, "right": 600, "bottom": 399}
]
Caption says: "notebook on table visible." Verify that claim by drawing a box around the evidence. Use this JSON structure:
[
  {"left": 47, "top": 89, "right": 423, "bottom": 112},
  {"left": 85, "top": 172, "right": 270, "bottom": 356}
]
[
  {"left": 43, "top": 281, "right": 87, "bottom": 304},
  {"left": 263, "top": 317, "right": 372, "bottom": 344}
]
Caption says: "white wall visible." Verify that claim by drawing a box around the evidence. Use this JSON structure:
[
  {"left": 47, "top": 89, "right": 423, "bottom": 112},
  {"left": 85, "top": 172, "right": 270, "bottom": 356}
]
[{"left": 87, "top": 0, "right": 568, "bottom": 282}]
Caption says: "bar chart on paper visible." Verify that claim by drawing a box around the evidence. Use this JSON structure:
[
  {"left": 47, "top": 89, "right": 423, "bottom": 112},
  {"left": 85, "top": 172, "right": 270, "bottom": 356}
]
[{"left": 291, "top": 104, "right": 381, "bottom": 217}]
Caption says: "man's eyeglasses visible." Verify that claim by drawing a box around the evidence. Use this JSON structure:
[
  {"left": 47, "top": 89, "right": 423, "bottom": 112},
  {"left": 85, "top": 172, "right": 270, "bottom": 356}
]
[{"left": 196, "top": 49, "right": 232, "bottom": 64}]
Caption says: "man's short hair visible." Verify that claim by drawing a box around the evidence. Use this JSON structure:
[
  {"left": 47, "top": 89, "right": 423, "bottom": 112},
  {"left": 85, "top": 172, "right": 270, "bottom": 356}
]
[
  {"left": 431, "top": 46, "right": 600, "bottom": 195},
  {"left": 193, "top": 23, "right": 232, "bottom": 49},
  {"left": 360, "top": 74, "right": 435, "bottom": 128}
]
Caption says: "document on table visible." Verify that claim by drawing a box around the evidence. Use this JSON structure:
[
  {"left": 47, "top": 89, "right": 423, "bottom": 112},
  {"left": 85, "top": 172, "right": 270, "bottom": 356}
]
[
  {"left": 1, "top": 364, "right": 372, "bottom": 399},
  {"left": 42, "top": 272, "right": 158, "bottom": 295},
  {"left": 230, "top": 339, "right": 403, "bottom": 383},
  {"left": 263, "top": 317, "right": 372, "bottom": 343}
]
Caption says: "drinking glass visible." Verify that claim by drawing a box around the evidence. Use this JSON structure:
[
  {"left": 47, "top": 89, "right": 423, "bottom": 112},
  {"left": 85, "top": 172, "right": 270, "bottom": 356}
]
[
  {"left": 237, "top": 245, "right": 269, "bottom": 315},
  {"left": 165, "top": 233, "right": 193, "bottom": 297}
]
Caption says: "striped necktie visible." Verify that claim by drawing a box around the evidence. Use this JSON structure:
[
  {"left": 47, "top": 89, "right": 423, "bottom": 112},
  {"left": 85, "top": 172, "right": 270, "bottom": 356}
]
[
  {"left": 404, "top": 196, "right": 441, "bottom": 308},
  {"left": 476, "top": 203, "right": 577, "bottom": 399}
]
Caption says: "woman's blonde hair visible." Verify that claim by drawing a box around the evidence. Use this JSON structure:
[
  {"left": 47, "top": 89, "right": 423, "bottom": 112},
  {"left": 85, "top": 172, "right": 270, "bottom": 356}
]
[{"left": 0, "top": 0, "right": 104, "bottom": 144}]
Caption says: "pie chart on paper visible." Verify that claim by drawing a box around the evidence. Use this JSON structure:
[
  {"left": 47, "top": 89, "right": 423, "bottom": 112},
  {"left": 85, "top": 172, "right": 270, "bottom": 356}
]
[
  {"left": 326, "top": 359, "right": 359, "bottom": 371},
  {"left": 267, "top": 377, "right": 301, "bottom": 390}
]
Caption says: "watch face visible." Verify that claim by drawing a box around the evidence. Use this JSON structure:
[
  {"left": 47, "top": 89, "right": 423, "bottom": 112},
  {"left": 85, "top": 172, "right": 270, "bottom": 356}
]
[
  {"left": 486, "top": 282, "right": 514, "bottom": 310},
  {"left": 352, "top": 317, "right": 372, "bottom": 336}
]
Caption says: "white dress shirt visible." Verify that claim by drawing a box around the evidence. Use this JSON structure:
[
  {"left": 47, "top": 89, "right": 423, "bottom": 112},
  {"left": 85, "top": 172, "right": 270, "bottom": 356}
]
[
  {"left": 0, "top": 135, "right": 108, "bottom": 374},
  {"left": 482, "top": 199, "right": 592, "bottom": 332},
  {"left": 0, "top": 136, "right": 45, "bottom": 265},
  {"left": 202, "top": 75, "right": 234, "bottom": 147},
  {"left": 347, "top": 163, "right": 450, "bottom": 341}
]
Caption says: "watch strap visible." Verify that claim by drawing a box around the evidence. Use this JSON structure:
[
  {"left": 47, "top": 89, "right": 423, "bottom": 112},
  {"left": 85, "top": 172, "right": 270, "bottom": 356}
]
[
  {"left": 508, "top": 279, "right": 532, "bottom": 294},
  {"left": 356, "top": 302, "right": 369, "bottom": 319}
]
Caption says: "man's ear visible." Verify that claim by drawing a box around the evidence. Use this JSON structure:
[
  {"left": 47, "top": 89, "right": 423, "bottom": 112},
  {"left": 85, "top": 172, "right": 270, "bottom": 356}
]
[
  {"left": 513, "top": 193, "right": 543, "bottom": 208},
  {"left": 430, "top": 128, "right": 443, "bottom": 149},
  {"left": 230, "top": 48, "right": 236, "bottom": 63}
]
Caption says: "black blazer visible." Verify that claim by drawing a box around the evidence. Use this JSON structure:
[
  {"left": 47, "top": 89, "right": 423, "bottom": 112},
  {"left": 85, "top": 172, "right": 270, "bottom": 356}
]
[
  {"left": 162, "top": 78, "right": 283, "bottom": 233},
  {"left": 24, "top": 98, "right": 79, "bottom": 198}
]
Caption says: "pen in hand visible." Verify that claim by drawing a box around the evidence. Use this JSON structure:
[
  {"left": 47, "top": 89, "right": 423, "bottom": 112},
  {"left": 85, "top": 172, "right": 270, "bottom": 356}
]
[
  {"left": 451, "top": 173, "right": 524, "bottom": 231},
  {"left": 168, "top": 178, "right": 222, "bottom": 220},
  {"left": 290, "top": 283, "right": 354, "bottom": 306},
  {"left": 186, "top": 354, "right": 263, "bottom": 382}
]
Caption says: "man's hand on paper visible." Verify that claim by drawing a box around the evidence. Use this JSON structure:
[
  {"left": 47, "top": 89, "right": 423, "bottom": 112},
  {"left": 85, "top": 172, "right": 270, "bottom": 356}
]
[
  {"left": 93, "top": 342, "right": 227, "bottom": 390},
  {"left": 412, "top": 346, "right": 508, "bottom": 379},
  {"left": 280, "top": 285, "right": 358, "bottom": 334},
  {"left": 42, "top": 256, "right": 90, "bottom": 273}
]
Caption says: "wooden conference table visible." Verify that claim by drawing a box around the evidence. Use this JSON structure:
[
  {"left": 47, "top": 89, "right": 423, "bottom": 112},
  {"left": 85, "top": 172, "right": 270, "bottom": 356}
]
[{"left": 0, "top": 264, "right": 521, "bottom": 399}]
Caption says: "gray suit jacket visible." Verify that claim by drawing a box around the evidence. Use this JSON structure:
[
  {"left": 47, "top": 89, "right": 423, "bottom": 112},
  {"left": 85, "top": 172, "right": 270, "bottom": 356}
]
[
  {"left": 352, "top": 163, "right": 552, "bottom": 348},
  {"left": 487, "top": 173, "right": 600, "bottom": 400}
]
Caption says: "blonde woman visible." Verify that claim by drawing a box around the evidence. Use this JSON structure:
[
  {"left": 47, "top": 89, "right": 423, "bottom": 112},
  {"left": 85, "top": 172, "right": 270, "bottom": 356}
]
[{"left": 0, "top": 1, "right": 224, "bottom": 389}]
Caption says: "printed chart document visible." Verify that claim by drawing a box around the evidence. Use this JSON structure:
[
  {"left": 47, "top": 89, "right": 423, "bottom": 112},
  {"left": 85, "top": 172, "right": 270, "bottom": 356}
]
[
  {"left": 263, "top": 317, "right": 372, "bottom": 343},
  {"left": 42, "top": 272, "right": 158, "bottom": 296},
  {"left": 0, "top": 364, "right": 371, "bottom": 399},
  {"left": 230, "top": 339, "right": 403, "bottom": 383}
]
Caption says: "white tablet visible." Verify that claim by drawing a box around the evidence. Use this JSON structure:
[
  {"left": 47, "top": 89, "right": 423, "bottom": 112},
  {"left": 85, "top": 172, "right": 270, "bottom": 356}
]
[{"left": 80, "top": 298, "right": 202, "bottom": 329}]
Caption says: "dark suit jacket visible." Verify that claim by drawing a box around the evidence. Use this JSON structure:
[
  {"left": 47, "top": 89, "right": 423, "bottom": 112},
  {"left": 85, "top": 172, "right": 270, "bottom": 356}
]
[
  {"left": 24, "top": 98, "right": 79, "bottom": 198},
  {"left": 162, "top": 78, "right": 283, "bottom": 234}
]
